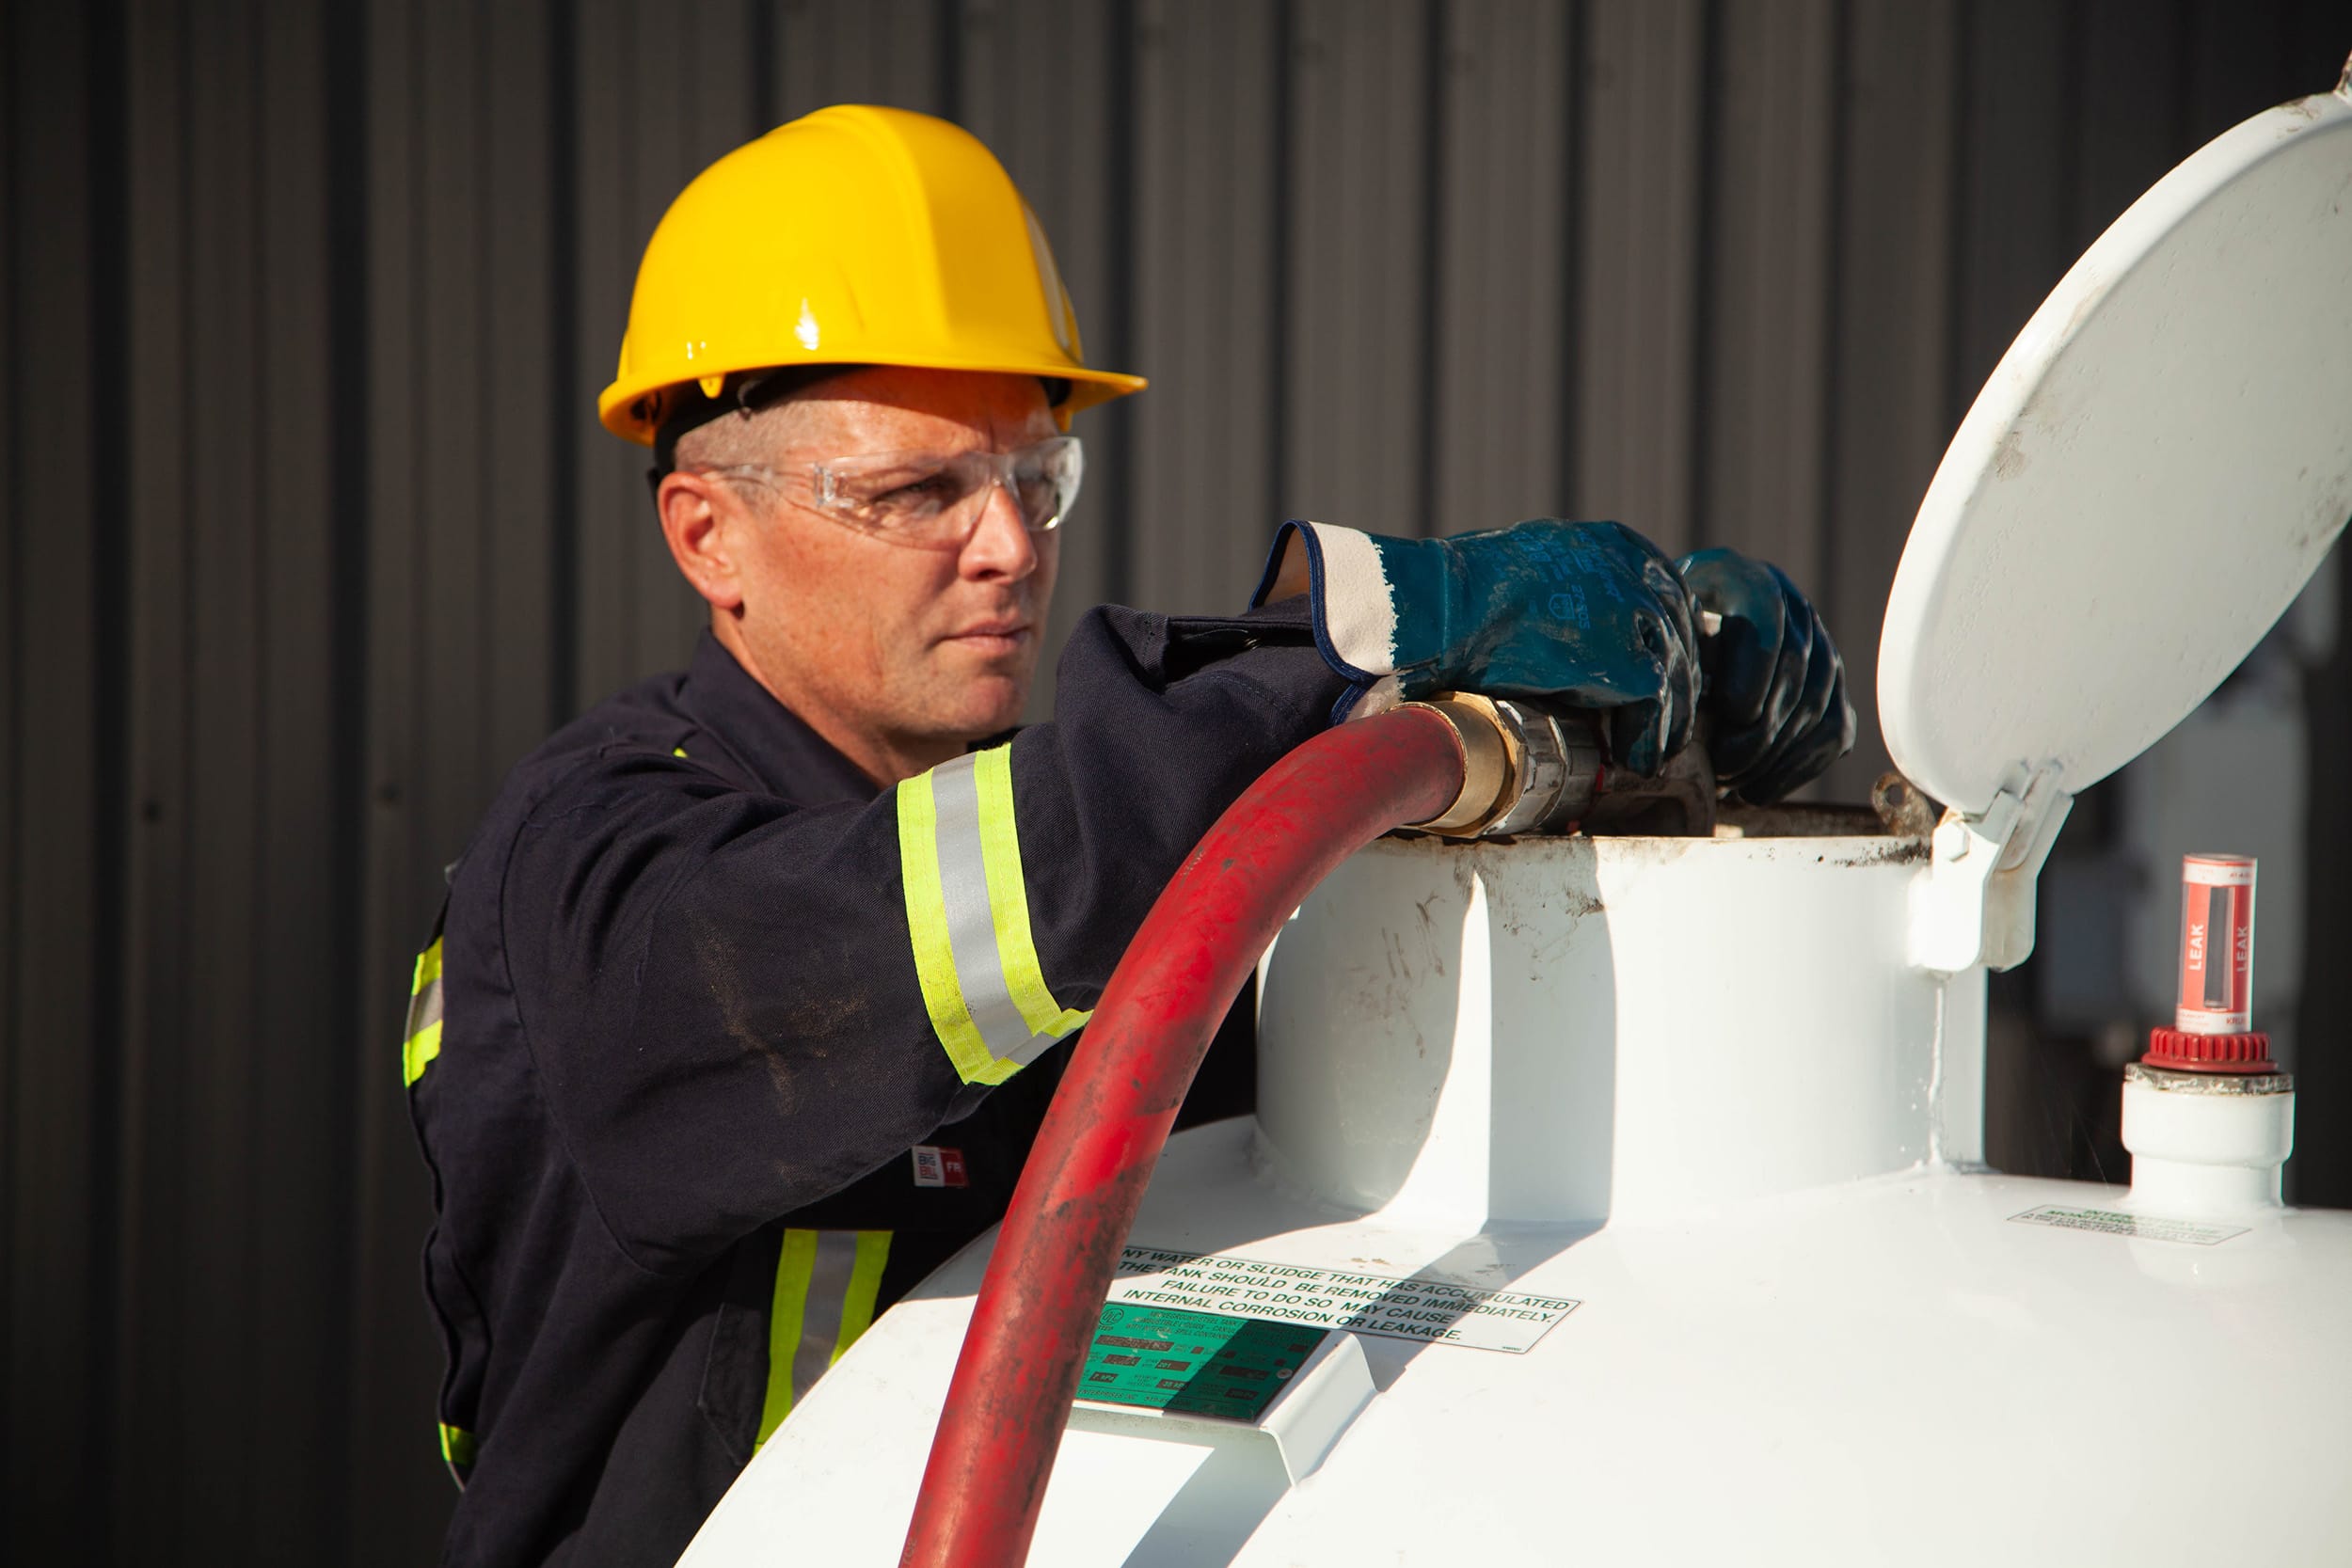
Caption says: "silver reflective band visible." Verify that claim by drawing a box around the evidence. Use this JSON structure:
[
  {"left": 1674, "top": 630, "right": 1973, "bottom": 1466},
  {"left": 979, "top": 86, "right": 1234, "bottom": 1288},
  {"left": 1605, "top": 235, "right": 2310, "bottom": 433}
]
[
  {"left": 757, "top": 1228, "right": 890, "bottom": 1447},
  {"left": 929, "top": 753, "right": 1066, "bottom": 1074},
  {"left": 897, "top": 746, "right": 1091, "bottom": 1085},
  {"left": 790, "top": 1232, "right": 858, "bottom": 1399}
]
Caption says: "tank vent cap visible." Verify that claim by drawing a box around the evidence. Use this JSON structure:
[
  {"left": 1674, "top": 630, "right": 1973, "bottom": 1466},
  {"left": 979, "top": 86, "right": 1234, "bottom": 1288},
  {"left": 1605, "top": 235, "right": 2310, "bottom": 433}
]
[
  {"left": 2143, "top": 854, "right": 2276, "bottom": 1075},
  {"left": 2143, "top": 1027, "right": 2274, "bottom": 1074}
]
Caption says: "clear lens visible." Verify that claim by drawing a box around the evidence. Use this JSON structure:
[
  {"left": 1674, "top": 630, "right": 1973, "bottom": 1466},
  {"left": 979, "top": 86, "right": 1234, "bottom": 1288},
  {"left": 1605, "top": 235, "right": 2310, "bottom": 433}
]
[{"left": 812, "top": 436, "right": 1084, "bottom": 547}]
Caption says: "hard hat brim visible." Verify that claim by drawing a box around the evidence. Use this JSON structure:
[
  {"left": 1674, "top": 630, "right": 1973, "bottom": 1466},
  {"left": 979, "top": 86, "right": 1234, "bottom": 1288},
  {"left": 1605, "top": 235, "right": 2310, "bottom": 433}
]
[{"left": 599, "top": 356, "right": 1146, "bottom": 447}]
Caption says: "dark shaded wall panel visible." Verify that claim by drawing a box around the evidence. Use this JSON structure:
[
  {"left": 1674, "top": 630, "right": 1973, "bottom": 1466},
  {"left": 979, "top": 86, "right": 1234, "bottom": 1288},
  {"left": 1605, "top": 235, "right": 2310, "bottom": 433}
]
[
  {"left": 776, "top": 0, "right": 953, "bottom": 114},
  {"left": 5, "top": 4, "right": 2346, "bottom": 1561},
  {"left": 1428, "top": 0, "right": 1572, "bottom": 537},
  {"left": 1818, "top": 0, "right": 1962, "bottom": 801},
  {"left": 3, "top": 1, "right": 107, "bottom": 1559},
  {"left": 349, "top": 0, "right": 444, "bottom": 1550},
  {"left": 1698, "top": 0, "right": 1837, "bottom": 568},
  {"left": 0, "top": 0, "right": 15, "bottom": 1525},
  {"left": 484, "top": 0, "right": 562, "bottom": 768},
  {"left": 1284, "top": 0, "right": 1435, "bottom": 536},
  {"left": 1949, "top": 0, "right": 2073, "bottom": 419},
  {"left": 1127, "top": 0, "right": 1286, "bottom": 616},
  {"left": 113, "top": 0, "right": 191, "bottom": 1552},
  {"left": 249, "top": 0, "right": 343, "bottom": 1548},
  {"left": 2076, "top": 0, "right": 2189, "bottom": 240},
  {"left": 571, "top": 0, "right": 755, "bottom": 712},
  {"left": 1569, "top": 0, "right": 1706, "bottom": 557}
]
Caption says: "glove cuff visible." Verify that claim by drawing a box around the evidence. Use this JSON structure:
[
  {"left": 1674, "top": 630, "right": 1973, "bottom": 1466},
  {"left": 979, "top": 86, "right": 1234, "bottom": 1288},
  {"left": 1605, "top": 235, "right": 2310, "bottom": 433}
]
[
  {"left": 1248, "top": 520, "right": 1407, "bottom": 687},
  {"left": 1249, "top": 520, "right": 1459, "bottom": 721}
]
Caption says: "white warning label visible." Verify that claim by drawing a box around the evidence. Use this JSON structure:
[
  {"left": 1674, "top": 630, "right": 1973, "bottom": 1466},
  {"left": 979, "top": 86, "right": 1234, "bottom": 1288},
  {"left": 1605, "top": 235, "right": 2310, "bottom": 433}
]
[
  {"left": 1107, "top": 1245, "right": 1580, "bottom": 1354},
  {"left": 2009, "top": 1204, "right": 2248, "bottom": 1247}
]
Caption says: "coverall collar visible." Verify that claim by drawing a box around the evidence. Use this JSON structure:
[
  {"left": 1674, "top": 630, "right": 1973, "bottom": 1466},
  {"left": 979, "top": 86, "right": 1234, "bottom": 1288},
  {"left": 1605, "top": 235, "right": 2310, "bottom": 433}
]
[{"left": 677, "top": 632, "right": 881, "bottom": 808}]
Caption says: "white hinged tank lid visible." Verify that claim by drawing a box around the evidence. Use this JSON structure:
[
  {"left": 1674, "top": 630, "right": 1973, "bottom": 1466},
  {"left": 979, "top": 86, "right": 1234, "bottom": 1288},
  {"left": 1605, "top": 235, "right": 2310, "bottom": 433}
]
[{"left": 1879, "top": 77, "right": 2352, "bottom": 822}]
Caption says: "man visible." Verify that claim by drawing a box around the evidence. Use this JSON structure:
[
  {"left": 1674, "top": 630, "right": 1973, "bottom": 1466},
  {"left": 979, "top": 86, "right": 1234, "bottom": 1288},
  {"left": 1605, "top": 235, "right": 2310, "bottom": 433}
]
[{"left": 405, "top": 104, "right": 1853, "bottom": 1565}]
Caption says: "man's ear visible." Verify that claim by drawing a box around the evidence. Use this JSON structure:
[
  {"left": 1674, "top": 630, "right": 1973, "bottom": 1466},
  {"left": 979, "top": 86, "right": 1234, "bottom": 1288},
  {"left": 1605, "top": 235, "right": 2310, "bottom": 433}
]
[{"left": 657, "top": 471, "right": 747, "bottom": 611}]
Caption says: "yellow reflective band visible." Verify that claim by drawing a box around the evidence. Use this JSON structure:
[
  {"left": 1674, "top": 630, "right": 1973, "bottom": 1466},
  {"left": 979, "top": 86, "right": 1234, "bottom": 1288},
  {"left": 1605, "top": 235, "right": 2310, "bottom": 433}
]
[
  {"left": 402, "top": 1020, "right": 443, "bottom": 1087},
  {"left": 439, "top": 1421, "right": 476, "bottom": 1468},
  {"left": 756, "top": 1229, "right": 819, "bottom": 1448},
  {"left": 832, "top": 1230, "right": 893, "bottom": 1366},
  {"left": 897, "top": 768, "right": 1019, "bottom": 1085},
  {"left": 403, "top": 937, "right": 447, "bottom": 1086},
  {"left": 413, "top": 936, "right": 443, "bottom": 995},
  {"left": 755, "top": 1229, "right": 894, "bottom": 1449},
  {"left": 973, "top": 746, "right": 1092, "bottom": 1040},
  {"left": 673, "top": 745, "right": 688, "bottom": 757}
]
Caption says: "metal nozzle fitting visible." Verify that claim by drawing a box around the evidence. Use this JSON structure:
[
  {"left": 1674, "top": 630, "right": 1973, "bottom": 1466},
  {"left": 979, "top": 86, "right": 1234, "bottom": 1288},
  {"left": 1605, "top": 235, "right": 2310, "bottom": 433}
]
[{"left": 1399, "top": 693, "right": 1606, "bottom": 839}]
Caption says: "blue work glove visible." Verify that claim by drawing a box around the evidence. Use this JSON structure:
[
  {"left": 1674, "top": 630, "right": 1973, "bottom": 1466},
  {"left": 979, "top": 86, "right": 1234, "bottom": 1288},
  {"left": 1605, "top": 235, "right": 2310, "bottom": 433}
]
[
  {"left": 1250, "top": 518, "right": 1700, "bottom": 777},
  {"left": 1676, "top": 547, "right": 1856, "bottom": 803}
]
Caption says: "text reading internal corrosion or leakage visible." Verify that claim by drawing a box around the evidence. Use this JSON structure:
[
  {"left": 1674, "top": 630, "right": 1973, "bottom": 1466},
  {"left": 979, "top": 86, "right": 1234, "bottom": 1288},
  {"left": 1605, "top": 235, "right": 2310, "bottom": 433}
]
[{"left": 1107, "top": 1246, "right": 1580, "bottom": 1354}]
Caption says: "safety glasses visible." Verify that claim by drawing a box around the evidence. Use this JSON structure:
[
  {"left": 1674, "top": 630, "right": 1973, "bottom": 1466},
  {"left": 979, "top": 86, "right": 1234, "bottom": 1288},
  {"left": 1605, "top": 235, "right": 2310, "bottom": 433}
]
[{"left": 692, "top": 435, "right": 1085, "bottom": 550}]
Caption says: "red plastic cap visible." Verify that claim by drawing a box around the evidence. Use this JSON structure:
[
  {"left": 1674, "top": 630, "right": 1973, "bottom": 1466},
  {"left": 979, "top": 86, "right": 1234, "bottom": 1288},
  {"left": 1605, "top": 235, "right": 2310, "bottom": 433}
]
[{"left": 2144, "top": 1026, "right": 2276, "bottom": 1073}]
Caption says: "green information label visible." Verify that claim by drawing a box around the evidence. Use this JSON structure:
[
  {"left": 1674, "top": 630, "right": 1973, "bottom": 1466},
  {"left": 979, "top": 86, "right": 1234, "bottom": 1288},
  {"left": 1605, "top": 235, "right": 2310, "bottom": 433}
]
[{"left": 1078, "top": 1303, "right": 1327, "bottom": 1421}]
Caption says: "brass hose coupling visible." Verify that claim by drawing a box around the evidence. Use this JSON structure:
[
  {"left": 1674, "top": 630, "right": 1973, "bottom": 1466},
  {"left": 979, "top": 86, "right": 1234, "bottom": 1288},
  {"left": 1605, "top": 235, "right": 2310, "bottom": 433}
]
[{"left": 1398, "top": 693, "right": 1607, "bottom": 839}]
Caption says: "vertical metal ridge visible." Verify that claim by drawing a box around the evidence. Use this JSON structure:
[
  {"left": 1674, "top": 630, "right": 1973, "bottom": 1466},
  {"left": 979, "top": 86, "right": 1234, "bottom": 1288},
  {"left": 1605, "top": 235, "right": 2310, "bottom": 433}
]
[
  {"left": 1555, "top": 0, "right": 1586, "bottom": 508},
  {"left": 1687, "top": 0, "right": 1723, "bottom": 550},
  {"left": 1411, "top": 0, "right": 1446, "bottom": 538},
  {"left": 321, "top": 0, "right": 370, "bottom": 1541},
  {"left": 86, "top": 0, "right": 132, "bottom": 1549},
  {"left": 937, "top": 0, "right": 963, "bottom": 122},
  {"left": 473, "top": 0, "right": 496, "bottom": 781},
  {"left": 2056, "top": 0, "right": 2087, "bottom": 253},
  {"left": 1940, "top": 0, "right": 1976, "bottom": 431},
  {"left": 1266, "top": 0, "right": 1295, "bottom": 526},
  {"left": 1102, "top": 0, "right": 1137, "bottom": 606},
  {"left": 1811, "top": 0, "right": 1849, "bottom": 600},
  {"left": 548, "top": 0, "right": 579, "bottom": 724},
  {"left": 1939, "top": 0, "right": 1974, "bottom": 434},
  {"left": 407, "top": 0, "right": 427, "bottom": 741},
  {"left": 750, "top": 0, "right": 776, "bottom": 132},
  {"left": 0, "top": 0, "right": 20, "bottom": 1517},
  {"left": 2165, "top": 0, "right": 2197, "bottom": 157}
]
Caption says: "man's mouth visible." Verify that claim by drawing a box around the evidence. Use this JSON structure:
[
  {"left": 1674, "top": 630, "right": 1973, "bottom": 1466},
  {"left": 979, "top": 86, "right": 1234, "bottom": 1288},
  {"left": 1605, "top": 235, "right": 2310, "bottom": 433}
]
[{"left": 945, "top": 619, "right": 1032, "bottom": 650}]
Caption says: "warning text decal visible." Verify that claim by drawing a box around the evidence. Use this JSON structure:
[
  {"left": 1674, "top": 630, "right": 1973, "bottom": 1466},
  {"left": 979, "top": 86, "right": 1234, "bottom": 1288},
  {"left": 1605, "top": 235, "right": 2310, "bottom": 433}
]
[{"left": 1107, "top": 1245, "right": 1580, "bottom": 1354}]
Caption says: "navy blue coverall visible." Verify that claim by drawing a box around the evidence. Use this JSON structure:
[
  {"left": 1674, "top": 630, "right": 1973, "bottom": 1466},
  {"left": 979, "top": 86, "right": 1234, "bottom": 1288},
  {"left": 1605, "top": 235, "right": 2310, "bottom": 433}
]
[{"left": 404, "top": 599, "right": 1342, "bottom": 1565}]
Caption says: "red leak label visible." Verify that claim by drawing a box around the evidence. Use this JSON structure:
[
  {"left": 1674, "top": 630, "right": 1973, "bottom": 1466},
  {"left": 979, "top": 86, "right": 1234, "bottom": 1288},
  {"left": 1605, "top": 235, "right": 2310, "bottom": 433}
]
[{"left": 2175, "top": 854, "right": 2256, "bottom": 1034}]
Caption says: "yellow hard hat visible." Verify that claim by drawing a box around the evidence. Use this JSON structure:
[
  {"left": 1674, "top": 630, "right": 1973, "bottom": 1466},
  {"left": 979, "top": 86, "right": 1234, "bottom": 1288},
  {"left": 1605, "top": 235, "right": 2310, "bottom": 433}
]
[{"left": 600, "top": 103, "right": 1145, "bottom": 447}]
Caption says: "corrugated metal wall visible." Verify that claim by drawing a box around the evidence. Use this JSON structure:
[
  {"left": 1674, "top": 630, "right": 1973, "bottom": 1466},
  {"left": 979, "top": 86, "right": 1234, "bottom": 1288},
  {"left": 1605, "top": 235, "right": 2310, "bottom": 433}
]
[{"left": 4, "top": 2, "right": 2344, "bottom": 1560}]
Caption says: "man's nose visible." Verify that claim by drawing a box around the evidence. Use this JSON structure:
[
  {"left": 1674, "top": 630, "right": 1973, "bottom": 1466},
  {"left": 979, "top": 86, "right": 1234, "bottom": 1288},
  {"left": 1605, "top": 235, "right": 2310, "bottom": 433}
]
[{"left": 958, "top": 479, "right": 1040, "bottom": 582}]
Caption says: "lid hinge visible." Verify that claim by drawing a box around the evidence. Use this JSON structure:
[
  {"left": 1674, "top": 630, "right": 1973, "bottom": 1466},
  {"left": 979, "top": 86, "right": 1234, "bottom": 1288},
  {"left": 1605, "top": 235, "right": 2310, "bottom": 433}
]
[{"left": 1909, "top": 762, "right": 2072, "bottom": 974}]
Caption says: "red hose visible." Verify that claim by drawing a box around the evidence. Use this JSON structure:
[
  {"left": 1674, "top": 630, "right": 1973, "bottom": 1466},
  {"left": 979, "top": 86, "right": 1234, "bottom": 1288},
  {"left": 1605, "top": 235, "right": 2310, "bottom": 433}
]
[{"left": 899, "top": 705, "right": 1467, "bottom": 1568}]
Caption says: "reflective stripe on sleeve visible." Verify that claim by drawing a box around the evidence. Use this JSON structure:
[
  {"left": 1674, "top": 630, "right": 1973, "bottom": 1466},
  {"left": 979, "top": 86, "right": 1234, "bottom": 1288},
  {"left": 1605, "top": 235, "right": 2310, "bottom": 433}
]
[
  {"left": 756, "top": 1228, "right": 892, "bottom": 1449},
  {"left": 897, "top": 745, "right": 1090, "bottom": 1085},
  {"left": 439, "top": 1420, "right": 476, "bottom": 1486},
  {"left": 403, "top": 937, "right": 445, "bottom": 1086}
]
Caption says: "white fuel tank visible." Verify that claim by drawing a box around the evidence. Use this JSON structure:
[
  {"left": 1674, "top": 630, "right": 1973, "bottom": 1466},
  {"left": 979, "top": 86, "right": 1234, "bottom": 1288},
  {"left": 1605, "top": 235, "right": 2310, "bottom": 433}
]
[
  {"left": 679, "top": 77, "right": 2352, "bottom": 1568},
  {"left": 1251, "top": 824, "right": 1972, "bottom": 1229},
  {"left": 683, "top": 823, "right": 2352, "bottom": 1566}
]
